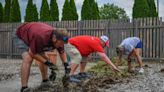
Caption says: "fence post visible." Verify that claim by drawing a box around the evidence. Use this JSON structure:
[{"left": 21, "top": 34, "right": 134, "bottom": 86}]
[
  {"left": 78, "top": 21, "right": 81, "bottom": 35},
  {"left": 159, "top": 17, "right": 164, "bottom": 59},
  {"left": 106, "top": 20, "right": 110, "bottom": 57},
  {"left": 8, "top": 24, "right": 13, "bottom": 58}
]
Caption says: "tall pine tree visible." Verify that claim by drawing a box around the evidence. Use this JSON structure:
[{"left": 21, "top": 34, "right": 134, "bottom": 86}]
[
  {"left": 81, "top": 0, "right": 91, "bottom": 20},
  {"left": 91, "top": 1, "right": 99, "bottom": 20},
  {"left": 10, "top": 0, "right": 21, "bottom": 22},
  {"left": 62, "top": 0, "right": 72, "bottom": 21},
  {"left": 25, "top": 0, "right": 34, "bottom": 22},
  {"left": 70, "top": 0, "right": 78, "bottom": 20},
  {"left": 132, "top": 0, "right": 149, "bottom": 18},
  {"left": 50, "top": 0, "right": 59, "bottom": 21},
  {"left": 40, "top": 0, "right": 51, "bottom": 21},
  {"left": 0, "top": 2, "right": 3, "bottom": 23},
  {"left": 3, "top": 0, "right": 11, "bottom": 22},
  {"left": 32, "top": 4, "right": 38, "bottom": 21},
  {"left": 147, "top": 0, "right": 158, "bottom": 17}
]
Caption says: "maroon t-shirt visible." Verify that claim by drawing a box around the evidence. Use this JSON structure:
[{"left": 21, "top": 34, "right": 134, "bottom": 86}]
[{"left": 16, "top": 22, "right": 64, "bottom": 54}]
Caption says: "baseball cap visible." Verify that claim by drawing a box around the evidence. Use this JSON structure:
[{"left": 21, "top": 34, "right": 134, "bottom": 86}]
[
  {"left": 53, "top": 28, "right": 69, "bottom": 43},
  {"left": 100, "top": 35, "right": 109, "bottom": 47}
]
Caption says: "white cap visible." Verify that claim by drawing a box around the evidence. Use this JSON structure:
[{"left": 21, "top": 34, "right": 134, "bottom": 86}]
[{"left": 100, "top": 35, "right": 109, "bottom": 47}]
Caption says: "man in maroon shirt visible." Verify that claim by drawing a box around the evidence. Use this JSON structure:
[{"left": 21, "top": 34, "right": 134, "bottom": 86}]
[{"left": 14, "top": 22, "right": 69, "bottom": 92}]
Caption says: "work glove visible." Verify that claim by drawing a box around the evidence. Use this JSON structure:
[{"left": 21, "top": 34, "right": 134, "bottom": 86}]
[
  {"left": 44, "top": 61, "right": 58, "bottom": 81},
  {"left": 49, "top": 70, "right": 57, "bottom": 81},
  {"left": 64, "top": 63, "right": 71, "bottom": 75}
]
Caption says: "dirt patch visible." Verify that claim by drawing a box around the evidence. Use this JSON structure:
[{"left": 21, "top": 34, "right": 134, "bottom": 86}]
[
  {"left": 1, "top": 59, "right": 164, "bottom": 92},
  {"left": 62, "top": 60, "right": 136, "bottom": 92}
]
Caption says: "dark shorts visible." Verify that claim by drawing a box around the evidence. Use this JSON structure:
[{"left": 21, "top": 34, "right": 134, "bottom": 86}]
[
  {"left": 135, "top": 41, "right": 142, "bottom": 48},
  {"left": 12, "top": 29, "right": 28, "bottom": 52}
]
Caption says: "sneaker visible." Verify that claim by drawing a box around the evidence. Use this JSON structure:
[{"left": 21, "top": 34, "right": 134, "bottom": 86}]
[
  {"left": 34, "top": 81, "right": 53, "bottom": 91},
  {"left": 68, "top": 76, "right": 81, "bottom": 83},
  {"left": 78, "top": 72, "right": 92, "bottom": 79},
  {"left": 138, "top": 68, "right": 144, "bottom": 73},
  {"left": 21, "top": 87, "right": 31, "bottom": 92},
  {"left": 40, "top": 81, "right": 52, "bottom": 88}
]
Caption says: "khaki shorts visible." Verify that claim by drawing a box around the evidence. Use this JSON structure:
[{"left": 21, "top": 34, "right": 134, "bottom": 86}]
[{"left": 65, "top": 43, "right": 87, "bottom": 64}]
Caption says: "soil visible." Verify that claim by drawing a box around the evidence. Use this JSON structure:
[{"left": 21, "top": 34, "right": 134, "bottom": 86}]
[{"left": 0, "top": 58, "right": 164, "bottom": 92}]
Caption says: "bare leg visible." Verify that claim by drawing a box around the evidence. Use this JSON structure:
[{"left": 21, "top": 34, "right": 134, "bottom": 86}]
[
  {"left": 80, "top": 62, "right": 87, "bottom": 73},
  {"left": 69, "top": 63, "right": 79, "bottom": 76},
  {"left": 128, "top": 61, "right": 132, "bottom": 72},
  {"left": 21, "top": 52, "right": 33, "bottom": 87},
  {"left": 136, "top": 48, "right": 143, "bottom": 68},
  {"left": 36, "top": 61, "right": 48, "bottom": 80}
]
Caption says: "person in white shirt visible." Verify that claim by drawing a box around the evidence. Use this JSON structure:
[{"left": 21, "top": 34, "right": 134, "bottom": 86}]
[{"left": 116, "top": 37, "right": 144, "bottom": 73}]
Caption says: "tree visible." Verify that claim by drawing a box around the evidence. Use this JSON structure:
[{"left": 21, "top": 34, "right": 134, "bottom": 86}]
[
  {"left": 81, "top": 0, "right": 91, "bottom": 20},
  {"left": 99, "top": 3, "right": 129, "bottom": 19},
  {"left": 132, "top": 0, "right": 149, "bottom": 18},
  {"left": 0, "top": 2, "right": 3, "bottom": 23},
  {"left": 61, "top": 0, "right": 73, "bottom": 20},
  {"left": 147, "top": 0, "right": 158, "bottom": 17},
  {"left": 81, "top": 0, "right": 99, "bottom": 20},
  {"left": 32, "top": 4, "right": 38, "bottom": 21},
  {"left": 70, "top": 0, "right": 78, "bottom": 20},
  {"left": 91, "top": 1, "right": 100, "bottom": 20},
  {"left": 40, "top": 0, "right": 51, "bottom": 21},
  {"left": 3, "top": 0, "right": 11, "bottom": 22},
  {"left": 25, "top": 0, "right": 34, "bottom": 22},
  {"left": 50, "top": 0, "right": 59, "bottom": 21},
  {"left": 10, "top": 0, "right": 21, "bottom": 22}
]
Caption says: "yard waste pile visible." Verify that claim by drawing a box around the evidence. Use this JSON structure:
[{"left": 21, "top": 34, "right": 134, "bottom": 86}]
[{"left": 62, "top": 58, "right": 136, "bottom": 92}]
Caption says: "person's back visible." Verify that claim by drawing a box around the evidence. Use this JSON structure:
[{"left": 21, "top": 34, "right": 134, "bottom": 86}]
[
  {"left": 120, "top": 37, "right": 141, "bottom": 54},
  {"left": 69, "top": 36, "right": 104, "bottom": 56},
  {"left": 17, "top": 22, "right": 54, "bottom": 54},
  {"left": 121, "top": 37, "right": 140, "bottom": 47}
]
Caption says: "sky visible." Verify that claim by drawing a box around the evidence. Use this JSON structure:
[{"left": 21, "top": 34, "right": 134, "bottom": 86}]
[{"left": 0, "top": 0, "right": 164, "bottom": 21}]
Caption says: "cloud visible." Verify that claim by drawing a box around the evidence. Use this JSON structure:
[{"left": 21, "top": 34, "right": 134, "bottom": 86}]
[
  {"left": 110, "top": 0, "right": 134, "bottom": 18},
  {"left": 159, "top": 1, "right": 164, "bottom": 17}
]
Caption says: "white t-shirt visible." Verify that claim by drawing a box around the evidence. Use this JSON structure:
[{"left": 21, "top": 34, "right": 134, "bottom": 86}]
[{"left": 120, "top": 37, "right": 140, "bottom": 55}]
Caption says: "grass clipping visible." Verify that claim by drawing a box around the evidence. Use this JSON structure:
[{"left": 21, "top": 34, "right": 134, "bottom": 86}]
[{"left": 83, "top": 57, "right": 136, "bottom": 90}]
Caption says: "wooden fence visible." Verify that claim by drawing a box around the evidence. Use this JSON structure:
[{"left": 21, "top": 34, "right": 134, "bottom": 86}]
[{"left": 0, "top": 17, "right": 164, "bottom": 60}]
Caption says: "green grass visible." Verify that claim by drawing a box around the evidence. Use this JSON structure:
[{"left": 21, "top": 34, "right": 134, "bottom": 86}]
[{"left": 88, "top": 57, "right": 136, "bottom": 79}]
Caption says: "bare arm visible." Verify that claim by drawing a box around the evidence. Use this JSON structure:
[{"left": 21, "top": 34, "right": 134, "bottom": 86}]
[
  {"left": 97, "top": 52, "right": 120, "bottom": 72},
  {"left": 28, "top": 49, "right": 47, "bottom": 63},
  {"left": 59, "top": 52, "right": 67, "bottom": 63},
  {"left": 127, "top": 49, "right": 136, "bottom": 72}
]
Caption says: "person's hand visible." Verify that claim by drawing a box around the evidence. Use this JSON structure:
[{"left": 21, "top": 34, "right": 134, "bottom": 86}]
[
  {"left": 112, "top": 66, "right": 121, "bottom": 73},
  {"left": 64, "top": 63, "right": 71, "bottom": 75},
  {"left": 65, "top": 67, "right": 71, "bottom": 75}
]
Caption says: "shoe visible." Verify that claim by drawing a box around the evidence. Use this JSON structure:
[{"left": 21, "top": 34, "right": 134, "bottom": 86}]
[
  {"left": 21, "top": 87, "right": 31, "bottom": 92},
  {"left": 68, "top": 76, "right": 81, "bottom": 83},
  {"left": 40, "top": 81, "right": 52, "bottom": 88},
  {"left": 34, "top": 81, "right": 53, "bottom": 91},
  {"left": 78, "top": 72, "right": 92, "bottom": 79},
  {"left": 138, "top": 68, "right": 144, "bottom": 73}
]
